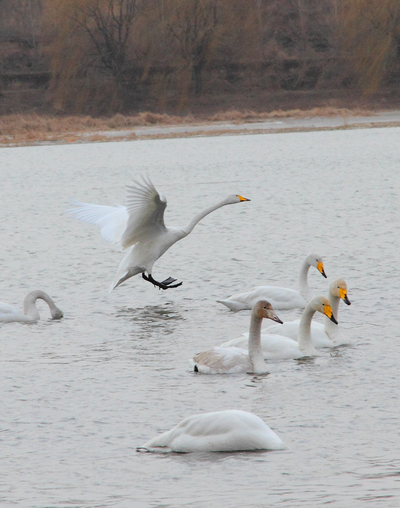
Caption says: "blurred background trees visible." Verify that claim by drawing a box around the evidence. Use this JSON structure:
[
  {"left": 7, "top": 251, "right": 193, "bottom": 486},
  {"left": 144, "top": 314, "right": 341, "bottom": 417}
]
[
  {"left": 340, "top": 0, "right": 400, "bottom": 93},
  {"left": 165, "top": 0, "right": 218, "bottom": 95},
  {"left": 0, "top": 0, "right": 46, "bottom": 71},
  {"left": 0, "top": 0, "right": 399, "bottom": 115}
]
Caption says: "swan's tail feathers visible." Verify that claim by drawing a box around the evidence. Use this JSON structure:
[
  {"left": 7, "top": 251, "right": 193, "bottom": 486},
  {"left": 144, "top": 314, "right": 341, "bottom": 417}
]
[
  {"left": 188, "top": 358, "right": 213, "bottom": 374},
  {"left": 216, "top": 299, "right": 248, "bottom": 312},
  {"left": 109, "top": 266, "right": 143, "bottom": 293},
  {"left": 109, "top": 271, "right": 133, "bottom": 293},
  {"left": 136, "top": 445, "right": 172, "bottom": 454}
]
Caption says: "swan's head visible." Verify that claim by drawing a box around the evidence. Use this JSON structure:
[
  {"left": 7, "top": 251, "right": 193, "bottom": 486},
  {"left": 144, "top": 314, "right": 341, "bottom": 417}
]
[
  {"left": 253, "top": 300, "right": 283, "bottom": 324},
  {"left": 225, "top": 194, "right": 251, "bottom": 205},
  {"left": 311, "top": 296, "right": 338, "bottom": 324},
  {"left": 51, "top": 307, "right": 64, "bottom": 320},
  {"left": 330, "top": 279, "right": 351, "bottom": 305},
  {"left": 307, "top": 253, "right": 327, "bottom": 278}
]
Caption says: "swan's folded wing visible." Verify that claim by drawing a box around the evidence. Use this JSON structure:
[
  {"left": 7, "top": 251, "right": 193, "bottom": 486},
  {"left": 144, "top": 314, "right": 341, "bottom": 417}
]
[
  {"left": 120, "top": 176, "right": 167, "bottom": 248},
  {"left": 219, "top": 336, "right": 248, "bottom": 349},
  {"left": 65, "top": 200, "right": 128, "bottom": 247},
  {"left": 262, "top": 321, "right": 301, "bottom": 341},
  {"left": 192, "top": 346, "right": 249, "bottom": 374},
  {"left": 0, "top": 302, "right": 18, "bottom": 315}
]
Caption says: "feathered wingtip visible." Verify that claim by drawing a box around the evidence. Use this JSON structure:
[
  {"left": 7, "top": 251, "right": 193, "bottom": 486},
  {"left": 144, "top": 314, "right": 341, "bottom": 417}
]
[
  {"left": 125, "top": 175, "right": 167, "bottom": 210},
  {"left": 63, "top": 199, "right": 88, "bottom": 217},
  {"left": 126, "top": 174, "right": 155, "bottom": 199},
  {"left": 127, "top": 173, "right": 152, "bottom": 189}
]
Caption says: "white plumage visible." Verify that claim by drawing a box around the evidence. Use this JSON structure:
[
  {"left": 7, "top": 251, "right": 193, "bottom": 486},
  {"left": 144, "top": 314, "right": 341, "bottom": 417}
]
[
  {"left": 191, "top": 300, "right": 283, "bottom": 374},
  {"left": 0, "top": 290, "right": 64, "bottom": 323},
  {"left": 66, "top": 176, "right": 250, "bottom": 292},
  {"left": 219, "top": 296, "right": 338, "bottom": 360},
  {"left": 262, "top": 278, "right": 351, "bottom": 348},
  {"left": 219, "top": 333, "right": 310, "bottom": 361},
  {"left": 137, "top": 410, "right": 286, "bottom": 453},
  {"left": 217, "top": 253, "right": 327, "bottom": 311}
]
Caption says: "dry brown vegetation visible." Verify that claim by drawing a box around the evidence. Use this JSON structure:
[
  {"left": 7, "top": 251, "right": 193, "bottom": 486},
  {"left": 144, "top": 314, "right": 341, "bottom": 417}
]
[{"left": 0, "top": 107, "right": 375, "bottom": 146}]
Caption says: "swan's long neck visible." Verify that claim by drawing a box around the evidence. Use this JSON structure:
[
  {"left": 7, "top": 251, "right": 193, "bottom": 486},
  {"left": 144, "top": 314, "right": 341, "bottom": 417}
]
[
  {"left": 23, "top": 290, "right": 56, "bottom": 319},
  {"left": 298, "top": 259, "right": 312, "bottom": 300},
  {"left": 298, "top": 305, "right": 318, "bottom": 356},
  {"left": 325, "top": 293, "right": 340, "bottom": 341},
  {"left": 182, "top": 198, "right": 231, "bottom": 236},
  {"left": 248, "top": 312, "right": 267, "bottom": 372}
]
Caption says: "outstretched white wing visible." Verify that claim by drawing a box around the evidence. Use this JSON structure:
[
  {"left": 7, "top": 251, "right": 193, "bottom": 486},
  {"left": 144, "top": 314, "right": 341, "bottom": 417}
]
[
  {"left": 65, "top": 177, "right": 167, "bottom": 249},
  {"left": 120, "top": 176, "right": 167, "bottom": 248},
  {"left": 65, "top": 200, "right": 128, "bottom": 246}
]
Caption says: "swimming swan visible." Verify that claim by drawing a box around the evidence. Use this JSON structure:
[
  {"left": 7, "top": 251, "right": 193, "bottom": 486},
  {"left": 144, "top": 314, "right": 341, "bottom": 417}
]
[
  {"left": 262, "top": 279, "right": 351, "bottom": 348},
  {"left": 0, "top": 290, "right": 64, "bottom": 323},
  {"left": 66, "top": 176, "right": 250, "bottom": 292},
  {"left": 137, "top": 410, "right": 286, "bottom": 453},
  {"left": 219, "top": 296, "right": 337, "bottom": 360},
  {"left": 191, "top": 300, "right": 283, "bottom": 374},
  {"left": 217, "top": 253, "right": 327, "bottom": 311}
]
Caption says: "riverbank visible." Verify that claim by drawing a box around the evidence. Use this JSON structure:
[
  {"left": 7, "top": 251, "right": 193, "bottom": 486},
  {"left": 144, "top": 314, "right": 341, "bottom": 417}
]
[{"left": 1, "top": 107, "right": 400, "bottom": 147}]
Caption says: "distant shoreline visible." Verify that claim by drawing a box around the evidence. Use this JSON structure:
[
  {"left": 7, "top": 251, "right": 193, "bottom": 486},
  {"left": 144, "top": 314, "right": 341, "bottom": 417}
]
[{"left": 1, "top": 108, "right": 400, "bottom": 148}]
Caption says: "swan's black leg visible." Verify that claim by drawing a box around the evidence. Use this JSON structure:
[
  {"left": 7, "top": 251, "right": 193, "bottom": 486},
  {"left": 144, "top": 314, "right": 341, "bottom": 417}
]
[{"left": 142, "top": 272, "right": 183, "bottom": 290}]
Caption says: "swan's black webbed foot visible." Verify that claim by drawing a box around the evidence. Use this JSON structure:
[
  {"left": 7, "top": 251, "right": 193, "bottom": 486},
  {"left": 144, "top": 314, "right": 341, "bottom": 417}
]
[
  {"left": 142, "top": 272, "right": 183, "bottom": 290},
  {"left": 161, "top": 276, "right": 177, "bottom": 286}
]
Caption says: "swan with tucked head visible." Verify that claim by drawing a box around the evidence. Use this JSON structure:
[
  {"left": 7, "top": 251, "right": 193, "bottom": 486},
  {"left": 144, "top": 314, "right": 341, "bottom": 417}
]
[
  {"left": 137, "top": 410, "right": 287, "bottom": 453},
  {"left": 0, "top": 290, "right": 64, "bottom": 323},
  {"left": 191, "top": 300, "right": 283, "bottom": 374},
  {"left": 217, "top": 253, "right": 327, "bottom": 311},
  {"left": 66, "top": 176, "right": 250, "bottom": 292},
  {"left": 262, "top": 278, "right": 351, "bottom": 348},
  {"left": 219, "top": 296, "right": 338, "bottom": 360}
]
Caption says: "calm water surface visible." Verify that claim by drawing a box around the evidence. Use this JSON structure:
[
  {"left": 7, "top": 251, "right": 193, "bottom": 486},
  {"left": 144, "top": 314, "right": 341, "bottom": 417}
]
[{"left": 1, "top": 128, "right": 400, "bottom": 507}]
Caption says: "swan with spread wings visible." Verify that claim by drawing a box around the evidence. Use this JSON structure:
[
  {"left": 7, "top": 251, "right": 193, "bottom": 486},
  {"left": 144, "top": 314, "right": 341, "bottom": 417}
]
[{"left": 66, "top": 176, "right": 250, "bottom": 292}]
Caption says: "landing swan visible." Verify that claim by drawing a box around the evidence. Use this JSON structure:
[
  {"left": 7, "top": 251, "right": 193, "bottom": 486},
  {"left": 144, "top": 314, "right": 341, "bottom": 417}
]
[
  {"left": 262, "top": 279, "right": 351, "bottom": 348},
  {"left": 66, "top": 176, "right": 250, "bottom": 292},
  {"left": 219, "top": 296, "right": 337, "bottom": 360},
  {"left": 0, "top": 290, "right": 64, "bottom": 323},
  {"left": 217, "top": 253, "right": 327, "bottom": 311},
  {"left": 137, "top": 410, "right": 286, "bottom": 453},
  {"left": 190, "top": 300, "right": 283, "bottom": 374}
]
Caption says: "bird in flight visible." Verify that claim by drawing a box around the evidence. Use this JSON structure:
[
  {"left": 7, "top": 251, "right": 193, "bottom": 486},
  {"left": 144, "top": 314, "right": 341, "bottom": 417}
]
[{"left": 66, "top": 176, "right": 250, "bottom": 292}]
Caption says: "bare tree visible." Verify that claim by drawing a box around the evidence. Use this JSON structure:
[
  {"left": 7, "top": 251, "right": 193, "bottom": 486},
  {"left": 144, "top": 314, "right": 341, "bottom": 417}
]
[
  {"left": 44, "top": 0, "right": 139, "bottom": 112},
  {"left": 72, "top": 0, "right": 137, "bottom": 88},
  {"left": 166, "top": 0, "right": 218, "bottom": 95},
  {"left": 340, "top": 0, "right": 400, "bottom": 92}
]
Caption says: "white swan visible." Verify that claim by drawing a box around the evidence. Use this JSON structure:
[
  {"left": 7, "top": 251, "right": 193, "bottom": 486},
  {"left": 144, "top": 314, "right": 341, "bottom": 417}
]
[
  {"left": 190, "top": 300, "right": 283, "bottom": 374},
  {"left": 217, "top": 253, "right": 327, "bottom": 311},
  {"left": 262, "top": 279, "right": 351, "bottom": 348},
  {"left": 0, "top": 290, "right": 64, "bottom": 323},
  {"left": 137, "top": 410, "right": 286, "bottom": 453},
  {"left": 66, "top": 176, "right": 250, "bottom": 292},
  {"left": 219, "top": 296, "right": 337, "bottom": 360}
]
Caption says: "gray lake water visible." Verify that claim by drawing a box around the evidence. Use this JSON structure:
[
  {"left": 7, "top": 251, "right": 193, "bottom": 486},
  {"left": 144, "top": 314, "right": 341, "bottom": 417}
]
[{"left": 1, "top": 127, "right": 400, "bottom": 507}]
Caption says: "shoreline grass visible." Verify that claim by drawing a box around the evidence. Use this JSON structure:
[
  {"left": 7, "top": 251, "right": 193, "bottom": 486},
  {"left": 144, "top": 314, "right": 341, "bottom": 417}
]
[{"left": 0, "top": 107, "right": 381, "bottom": 147}]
